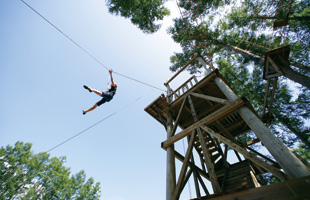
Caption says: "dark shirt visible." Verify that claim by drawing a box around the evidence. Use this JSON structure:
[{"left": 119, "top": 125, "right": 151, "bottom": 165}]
[{"left": 108, "top": 86, "right": 117, "bottom": 97}]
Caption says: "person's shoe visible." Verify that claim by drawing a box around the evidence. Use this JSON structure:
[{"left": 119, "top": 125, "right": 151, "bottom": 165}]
[
  {"left": 83, "top": 85, "right": 92, "bottom": 92},
  {"left": 83, "top": 110, "right": 86, "bottom": 115}
]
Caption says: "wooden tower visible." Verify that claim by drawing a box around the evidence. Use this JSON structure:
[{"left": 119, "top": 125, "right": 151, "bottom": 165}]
[{"left": 144, "top": 55, "right": 310, "bottom": 200}]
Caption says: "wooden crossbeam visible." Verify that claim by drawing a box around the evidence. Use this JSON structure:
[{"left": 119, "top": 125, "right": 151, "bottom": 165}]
[
  {"left": 171, "top": 96, "right": 187, "bottom": 136},
  {"left": 190, "top": 92, "right": 228, "bottom": 104},
  {"left": 173, "top": 151, "right": 210, "bottom": 180},
  {"left": 243, "top": 138, "right": 260, "bottom": 147},
  {"left": 172, "top": 130, "right": 196, "bottom": 200},
  {"left": 246, "top": 147, "right": 281, "bottom": 169},
  {"left": 268, "top": 57, "right": 283, "bottom": 75},
  {"left": 162, "top": 98, "right": 245, "bottom": 149},
  {"left": 197, "top": 172, "right": 210, "bottom": 195},
  {"left": 180, "top": 169, "right": 193, "bottom": 196}
]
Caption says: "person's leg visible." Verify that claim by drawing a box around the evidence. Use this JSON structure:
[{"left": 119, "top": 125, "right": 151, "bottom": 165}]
[
  {"left": 84, "top": 85, "right": 103, "bottom": 97},
  {"left": 92, "top": 89, "right": 103, "bottom": 97},
  {"left": 83, "top": 104, "right": 98, "bottom": 115}
]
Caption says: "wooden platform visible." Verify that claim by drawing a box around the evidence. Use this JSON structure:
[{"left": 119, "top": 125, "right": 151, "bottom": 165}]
[
  {"left": 263, "top": 45, "right": 290, "bottom": 80},
  {"left": 191, "top": 176, "right": 310, "bottom": 200},
  {"left": 144, "top": 68, "right": 303, "bottom": 199},
  {"left": 145, "top": 70, "right": 257, "bottom": 139}
]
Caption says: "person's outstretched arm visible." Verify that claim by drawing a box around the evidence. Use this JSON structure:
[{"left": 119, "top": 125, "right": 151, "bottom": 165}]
[{"left": 109, "top": 69, "right": 116, "bottom": 87}]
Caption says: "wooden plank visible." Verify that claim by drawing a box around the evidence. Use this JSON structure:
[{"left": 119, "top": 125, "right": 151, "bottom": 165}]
[
  {"left": 171, "top": 96, "right": 187, "bottom": 136},
  {"left": 169, "top": 71, "right": 218, "bottom": 107},
  {"left": 197, "top": 172, "right": 210, "bottom": 195},
  {"left": 168, "top": 76, "right": 195, "bottom": 99},
  {"left": 172, "top": 130, "right": 197, "bottom": 200},
  {"left": 161, "top": 98, "right": 246, "bottom": 149},
  {"left": 268, "top": 77, "right": 278, "bottom": 115},
  {"left": 246, "top": 147, "right": 281, "bottom": 169},
  {"left": 268, "top": 57, "right": 283, "bottom": 75},
  {"left": 200, "top": 125, "right": 289, "bottom": 181},
  {"left": 173, "top": 150, "right": 210, "bottom": 180},
  {"left": 262, "top": 78, "right": 270, "bottom": 116},
  {"left": 273, "top": 19, "right": 288, "bottom": 28},
  {"left": 243, "top": 138, "right": 260, "bottom": 147},
  {"left": 180, "top": 168, "right": 193, "bottom": 196},
  {"left": 190, "top": 92, "right": 229, "bottom": 104},
  {"left": 188, "top": 95, "right": 222, "bottom": 193},
  {"left": 165, "top": 54, "right": 200, "bottom": 86},
  {"left": 155, "top": 104, "right": 166, "bottom": 126},
  {"left": 195, "top": 176, "right": 310, "bottom": 200}
]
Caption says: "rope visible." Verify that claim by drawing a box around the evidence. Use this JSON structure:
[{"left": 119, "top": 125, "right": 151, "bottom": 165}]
[
  {"left": 20, "top": 0, "right": 165, "bottom": 92},
  {"left": 46, "top": 94, "right": 146, "bottom": 153}
]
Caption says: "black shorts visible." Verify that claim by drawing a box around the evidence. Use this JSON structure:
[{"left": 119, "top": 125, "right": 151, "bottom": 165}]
[{"left": 96, "top": 92, "right": 113, "bottom": 106}]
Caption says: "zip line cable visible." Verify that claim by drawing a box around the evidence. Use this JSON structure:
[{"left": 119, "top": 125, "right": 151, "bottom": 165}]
[
  {"left": 20, "top": 0, "right": 165, "bottom": 92},
  {"left": 46, "top": 94, "right": 146, "bottom": 153}
]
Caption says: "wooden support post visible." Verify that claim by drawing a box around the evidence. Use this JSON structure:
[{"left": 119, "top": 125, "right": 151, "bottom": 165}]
[
  {"left": 224, "top": 144, "right": 228, "bottom": 162},
  {"left": 172, "top": 130, "right": 196, "bottom": 200},
  {"left": 173, "top": 150, "right": 210, "bottom": 180},
  {"left": 166, "top": 85, "right": 176, "bottom": 200},
  {"left": 197, "top": 172, "right": 210, "bottom": 195},
  {"left": 180, "top": 169, "right": 193, "bottom": 196},
  {"left": 187, "top": 136, "right": 201, "bottom": 198},
  {"left": 197, "top": 55, "right": 213, "bottom": 73},
  {"left": 188, "top": 95, "right": 222, "bottom": 193},
  {"left": 193, "top": 169, "right": 201, "bottom": 198},
  {"left": 268, "top": 77, "right": 278, "bottom": 117},
  {"left": 165, "top": 54, "right": 200, "bottom": 86},
  {"left": 214, "top": 77, "right": 310, "bottom": 178},
  {"left": 215, "top": 121, "right": 241, "bottom": 164},
  {"left": 246, "top": 147, "right": 281, "bottom": 169},
  {"left": 234, "top": 150, "right": 243, "bottom": 162},
  {"left": 171, "top": 96, "right": 187, "bottom": 136},
  {"left": 262, "top": 79, "right": 270, "bottom": 116}
]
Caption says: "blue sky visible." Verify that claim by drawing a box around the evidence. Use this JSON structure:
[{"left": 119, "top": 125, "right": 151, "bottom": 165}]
[{"left": 0, "top": 0, "right": 203, "bottom": 199}]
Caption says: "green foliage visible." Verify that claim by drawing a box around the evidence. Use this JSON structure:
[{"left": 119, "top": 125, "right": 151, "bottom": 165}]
[
  {"left": 167, "top": 0, "right": 310, "bottom": 147},
  {"left": 0, "top": 142, "right": 101, "bottom": 199},
  {"left": 295, "top": 143, "right": 310, "bottom": 161},
  {"left": 106, "top": 0, "right": 170, "bottom": 34}
]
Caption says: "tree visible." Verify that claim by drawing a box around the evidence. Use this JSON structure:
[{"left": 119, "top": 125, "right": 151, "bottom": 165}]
[
  {"left": 0, "top": 142, "right": 101, "bottom": 199},
  {"left": 168, "top": 0, "right": 310, "bottom": 141},
  {"left": 105, "top": 0, "right": 170, "bottom": 34},
  {"left": 165, "top": 1, "right": 310, "bottom": 187}
]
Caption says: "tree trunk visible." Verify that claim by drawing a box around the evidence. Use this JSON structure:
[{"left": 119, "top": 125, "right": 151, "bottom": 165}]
[
  {"left": 226, "top": 44, "right": 310, "bottom": 89},
  {"left": 275, "top": 113, "right": 310, "bottom": 148},
  {"left": 290, "top": 62, "right": 310, "bottom": 73},
  {"left": 255, "top": 15, "right": 310, "bottom": 21},
  {"left": 226, "top": 44, "right": 310, "bottom": 145}
]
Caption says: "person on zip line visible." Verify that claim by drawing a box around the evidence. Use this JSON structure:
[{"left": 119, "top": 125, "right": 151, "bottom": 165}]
[{"left": 82, "top": 69, "right": 117, "bottom": 115}]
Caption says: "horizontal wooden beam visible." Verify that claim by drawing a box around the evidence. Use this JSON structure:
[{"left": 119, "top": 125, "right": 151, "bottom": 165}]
[
  {"left": 161, "top": 98, "right": 246, "bottom": 149},
  {"left": 243, "top": 138, "right": 260, "bottom": 147},
  {"left": 164, "top": 54, "right": 200, "bottom": 86},
  {"left": 190, "top": 92, "right": 228, "bottom": 104}
]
